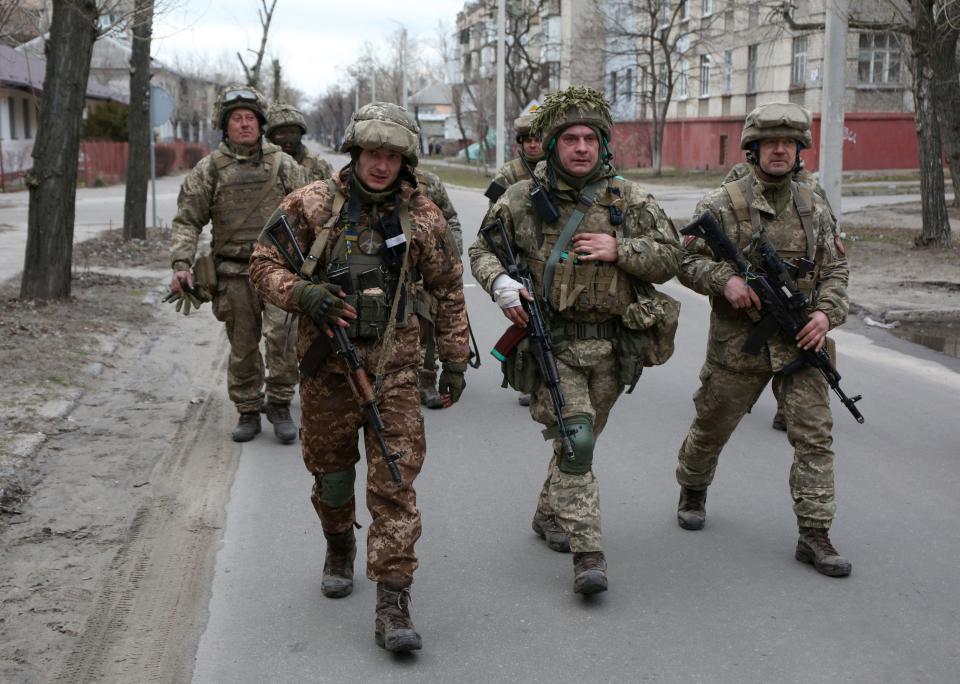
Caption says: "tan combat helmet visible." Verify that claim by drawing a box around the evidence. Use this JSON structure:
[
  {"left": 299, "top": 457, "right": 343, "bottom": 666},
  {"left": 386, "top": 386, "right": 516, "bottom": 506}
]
[
  {"left": 531, "top": 86, "right": 613, "bottom": 147},
  {"left": 265, "top": 102, "right": 308, "bottom": 137},
  {"left": 212, "top": 83, "right": 268, "bottom": 131},
  {"left": 514, "top": 113, "right": 536, "bottom": 141},
  {"left": 740, "top": 102, "right": 813, "bottom": 150},
  {"left": 340, "top": 102, "right": 420, "bottom": 166}
]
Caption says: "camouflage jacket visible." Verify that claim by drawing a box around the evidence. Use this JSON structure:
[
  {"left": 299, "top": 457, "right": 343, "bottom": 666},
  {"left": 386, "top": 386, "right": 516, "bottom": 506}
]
[
  {"left": 724, "top": 161, "right": 837, "bottom": 220},
  {"left": 416, "top": 169, "right": 463, "bottom": 254},
  {"left": 469, "top": 164, "right": 682, "bottom": 326},
  {"left": 490, "top": 157, "right": 532, "bottom": 191},
  {"left": 679, "top": 169, "right": 849, "bottom": 372},
  {"left": 170, "top": 140, "right": 307, "bottom": 274},
  {"left": 296, "top": 147, "right": 335, "bottom": 182},
  {"left": 249, "top": 168, "right": 469, "bottom": 376}
]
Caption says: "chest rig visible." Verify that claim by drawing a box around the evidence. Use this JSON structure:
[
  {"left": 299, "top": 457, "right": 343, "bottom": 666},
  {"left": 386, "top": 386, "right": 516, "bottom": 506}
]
[
  {"left": 210, "top": 148, "right": 286, "bottom": 261},
  {"left": 524, "top": 176, "right": 634, "bottom": 326},
  {"left": 722, "top": 175, "right": 824, "bottom": 297},
  {"left": 315, "top": 180, "right": 415, "bottom": 341}
]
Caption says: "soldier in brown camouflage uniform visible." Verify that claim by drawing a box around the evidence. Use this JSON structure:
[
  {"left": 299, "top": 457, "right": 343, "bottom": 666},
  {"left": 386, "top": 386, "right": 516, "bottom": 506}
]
[
  {"left": 168, "top": 85, "right": 308, "bottom": 444},
  {"left": 249, "top": 102, "right": 469, "bottom": 652},
  {"left": 412, "top": 168, "right": 464, "bottom": 409},
  {"left": 470, "top": 87, "right": 682, "bottom": 595},
  {"left": 675, "top": 102, "right": 853, "bottom": 577},
  {"left": 265, "top": 102, "right": 334, "bottom": 182}
]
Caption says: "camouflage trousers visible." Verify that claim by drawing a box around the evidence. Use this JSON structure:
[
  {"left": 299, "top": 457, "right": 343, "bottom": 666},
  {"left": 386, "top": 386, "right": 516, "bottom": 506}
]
[
  {"left": 212, "top": 274, "right": 298, "bottom": 413},
  {"left": 300, "top": 366, "right": 425, "bottom": 586},
  {"left": 529, "top": 339, "right": 622, "bottom": 553},
  {"left": 676, "top": 358, "right": 836, "bottom": 528}
]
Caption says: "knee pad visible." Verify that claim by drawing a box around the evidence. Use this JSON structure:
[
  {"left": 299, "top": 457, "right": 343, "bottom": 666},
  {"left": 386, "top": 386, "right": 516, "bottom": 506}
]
[
  {"left": 316, "top": 468, "right": 356, "bottom": 507},
  {"left": 543, "top": 415, "right": 595, "bottom": 474}
]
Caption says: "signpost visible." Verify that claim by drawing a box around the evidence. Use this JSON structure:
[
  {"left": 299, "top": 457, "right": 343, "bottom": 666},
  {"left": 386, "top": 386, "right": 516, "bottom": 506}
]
[{"left": 148, "top": 85, "right": 174, "bottom": 228}]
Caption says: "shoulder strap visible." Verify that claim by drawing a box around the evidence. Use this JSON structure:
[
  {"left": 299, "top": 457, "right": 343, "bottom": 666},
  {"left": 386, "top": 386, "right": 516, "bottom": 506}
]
[
  {"left": 212, "top": 149, "right": 282, "bottom": 258},
  {"left": 790, "top": 181, "right": 816, "bottom": 261},
  {"left": 372, "top": 201, "right": 416, "bottom": 392},
  {"left": 542, "top": 179, "right": 605, "bottom": 304},
  {"left": 301, "top": 179, "right": 345, "bottom": 279}
]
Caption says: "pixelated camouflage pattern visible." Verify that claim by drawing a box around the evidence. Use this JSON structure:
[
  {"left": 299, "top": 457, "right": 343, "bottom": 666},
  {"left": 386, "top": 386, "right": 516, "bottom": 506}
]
[
  {"left": 295, "top": 147, "right": 334, "bottom": 183},
  {"left": 265, "top": 102, "right": 307, "bottom": 136},
  {"left": 211, "top": 83, "right": 268, "bottom": 130},
  {"left": 301, "top": 367, "right": 425, "bottom": 584},
  {"left": 416, "top": 169, "right": 462, "bottom": 253},
  {"left": 250, "top": 168, "right": 469, "bottom": 375},
  {"left": 469, "top": 165, "right": 681, "bottom": 552},
  {"left": 488, "top": 158, "right": 532, "bottom": 205},
  {"left": 740, "top": 102, "right": 813, "bottom": 150},
  {"left": 340, "top": 102, "right": 420, "bottom": 165},
  {"left": 211, "top": 275, "right": 298, "bottom": 412},
  {"left": 724, "top": 162, "right": 837, "bottom": 222}
]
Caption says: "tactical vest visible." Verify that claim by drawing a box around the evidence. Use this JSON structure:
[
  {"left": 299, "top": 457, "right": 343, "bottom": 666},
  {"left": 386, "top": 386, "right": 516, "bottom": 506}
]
[
  {"left": 210, "top": 148, "right": 288, "bottom": 262},
  {"left": 525, "top": 177, "right": 634, "bottom": 325}
]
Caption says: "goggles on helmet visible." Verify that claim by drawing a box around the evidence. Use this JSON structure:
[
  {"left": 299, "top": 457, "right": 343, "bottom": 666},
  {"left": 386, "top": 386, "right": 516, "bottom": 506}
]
[{"left": 222, "top": 89, "right": 259, "bottom": 104}]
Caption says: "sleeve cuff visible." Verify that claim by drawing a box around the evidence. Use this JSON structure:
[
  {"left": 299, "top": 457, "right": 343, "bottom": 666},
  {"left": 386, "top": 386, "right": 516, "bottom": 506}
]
[{"left": 172, "top": 260, "right": 191, "bottom": 272}]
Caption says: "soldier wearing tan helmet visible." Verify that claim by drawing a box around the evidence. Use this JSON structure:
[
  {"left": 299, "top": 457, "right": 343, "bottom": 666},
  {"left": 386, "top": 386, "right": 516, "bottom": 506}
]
[
  {"left": 484, "top": 111, "right": 547, "bottom": 205},
  {"left": 168, "top": 84, "right": 308, "bottom": 444},
  {"left": 265, "top": 102, "right": 334, "bottom": 182},
  {"left": 675, "top": 102, "right": 853, "bottom": 577},
  {"left": 250, "top": 101, "right": 469, "bottom": 652}
]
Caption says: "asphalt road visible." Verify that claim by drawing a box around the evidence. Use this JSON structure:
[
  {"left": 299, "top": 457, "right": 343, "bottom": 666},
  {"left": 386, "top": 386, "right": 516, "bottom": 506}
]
[{"left": 191, "top": 183, "right": 960, "bottom": 683}]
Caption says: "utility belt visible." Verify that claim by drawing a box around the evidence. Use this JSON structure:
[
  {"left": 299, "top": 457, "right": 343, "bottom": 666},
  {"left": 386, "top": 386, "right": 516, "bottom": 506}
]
[{"left": 550, "top": 318, "right": 620, "bottom": 341}]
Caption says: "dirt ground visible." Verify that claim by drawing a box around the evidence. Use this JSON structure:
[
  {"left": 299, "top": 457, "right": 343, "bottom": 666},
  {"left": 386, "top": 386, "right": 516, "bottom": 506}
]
[{"left": 1, "top": 206, "right": 959, "bottom": 682}]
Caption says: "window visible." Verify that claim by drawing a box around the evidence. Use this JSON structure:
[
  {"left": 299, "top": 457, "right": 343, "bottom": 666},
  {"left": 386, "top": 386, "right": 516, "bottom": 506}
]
[
  {"left": 680, "top": 0, "right": 689, "bottom": 21},
  {"left": 747, "top": 44, "right": 758, "bottom": 93},
  {"left": 626, "top": 68, "right": 633, "bottom": 99},
  {"left": 858, "top": 32, "right": 901, "bottom": 84},
  {"left": 677, "top": 59, "right": 689, "bottom": 100},
  {"left": 792, "top": 35, "right": 808, "bottom": 87},
  {"left": 748, "top": 2, "right": 759, "bottom": 28},
  {"left": 22, "top": 99, "right": 31, "bottom": 139},
  {"left": 699, "top": 55, "right": 711, "bottom": 97},
  {"left": 658, "top": 63, "right": 668, "bottom": 100},
  {"left": 724, "top": 8, "right": 734, "bottom": 32},
  {"left": 723, "top": 50, "right": 732, "bottom": 93},
  {"left": 702, "top": 0, "right": 714, "bottom": 16},
  {"left": 7, "top": 98, "right": 15, "bottom": 139},
  {"left": 659, "top": 0, "right": 672, "bottom": 27},
  {"left": 610, "top": 70, "right": 618, "bottom": 102}
]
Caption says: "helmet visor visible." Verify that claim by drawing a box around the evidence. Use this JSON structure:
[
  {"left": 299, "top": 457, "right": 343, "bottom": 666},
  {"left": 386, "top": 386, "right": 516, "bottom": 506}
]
[{"left": 222, "top": 88, "right": 260, "bottom": 105}]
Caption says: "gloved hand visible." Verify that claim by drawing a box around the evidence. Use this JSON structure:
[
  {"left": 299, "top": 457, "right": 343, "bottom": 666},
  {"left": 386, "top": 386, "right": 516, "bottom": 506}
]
[
  {"left": 293, "top": 281, "right": 348, "bottom": 326},
  {"left": 492, "top": 273, "right": 524, "bottom": 310},
  {"left": 163, "top": 275, "right": 207, "bottom": 316},
  {"left": 438, "top": 362, "right": 468, "bottom": 405}
]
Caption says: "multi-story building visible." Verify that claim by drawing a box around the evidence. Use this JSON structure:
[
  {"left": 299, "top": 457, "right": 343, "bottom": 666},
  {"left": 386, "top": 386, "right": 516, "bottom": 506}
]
[{"left": 600, "top": 0, "right": 916, "bottom": 171}]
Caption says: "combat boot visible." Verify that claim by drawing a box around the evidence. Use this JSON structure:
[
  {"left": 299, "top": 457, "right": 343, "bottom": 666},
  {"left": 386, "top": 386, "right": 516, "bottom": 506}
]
[
  {"left": 677, "top": 486, "right": 707, "bottom": 530},
  {"left": 531, "top": 509, "right": 571, "bottom": 553},
  {"left": 265, "top": 401, "right": 297, "bottom": 444},
  {"left": 417, "top": 369, "right": 444, "bottom": 409},
  {"left": 796, "top": 527, "right": 852, "bottom": 577},
  {"left": 231, "top": 412, "right": 261, "bottom": 442},
  {"left": 321, "top": 530, "right": 356, "bottom": 598},
  {"left": 572, "top": 551, "right": 608, "bottom": 595},
  {"left": 518, "top": 393, "right": 531, "bottom": 406},
  {"left": 375, "top": 582, "right": 422, "bottom": 652},
  {"left": 771, "top": 409, "right": 787, "bottom": 432}
]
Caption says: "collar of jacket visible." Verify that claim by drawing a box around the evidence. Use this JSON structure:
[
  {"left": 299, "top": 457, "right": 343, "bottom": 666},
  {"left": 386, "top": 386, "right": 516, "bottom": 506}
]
[
  {"left": 219, "top": 139, "right": 282, "bottom": 162},
  {"left": 333, "top": 166, "right": 417, "bottom": 209}
]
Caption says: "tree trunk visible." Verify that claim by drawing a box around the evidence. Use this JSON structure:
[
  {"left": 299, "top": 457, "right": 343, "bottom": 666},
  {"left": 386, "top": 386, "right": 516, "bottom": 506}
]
[
  {"left": 20, "top": 0, "right": 99, "bottom": 300},
  {"left": 934, "top": 39, "right": 960, "bottom": 209},
  {"left": 122, "top": 0, "right": 154, "bottom": 240},
  {"left": 912, "top": 0, "right": 952, "bottom": 248}
]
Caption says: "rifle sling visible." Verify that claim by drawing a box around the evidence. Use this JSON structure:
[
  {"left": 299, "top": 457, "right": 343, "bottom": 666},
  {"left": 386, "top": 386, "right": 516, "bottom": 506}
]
[{"left": 542, "top": 179, "right": 605, "bottom": 306}]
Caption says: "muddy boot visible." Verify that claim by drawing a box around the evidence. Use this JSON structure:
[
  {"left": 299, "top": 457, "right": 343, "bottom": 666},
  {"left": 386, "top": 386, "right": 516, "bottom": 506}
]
[
  {"left": 417, "top": 369, "right": 444, "bottom": 409},
  {"left": 677, "top": 486, "right": 707, "bottom": 530},
  {"left": 531, "top": 509, "right": 571, "bottom": 553},
  {"left": 321, "top": 530, "right": 357, "bottom": 598},
  {"left": 573, "top": 551, "right": 608, "bottom": 595},
  {"left": 375, "top": 582, "right": 422, "bottom": 652},
  {"left": 518, "top": 393, "right": 531, "bottom": 406},
  {"left": 771, "top": 409, "right": 787, "bottom": 432},
  {"left": 231, "top": 412, "right": 261, "bottom": 442},
  {"left": 265, "top": 401, "right": 297, "bottom": 444},
  {"left": 796, "top": 527, "right": 852, "bottom": 577}
]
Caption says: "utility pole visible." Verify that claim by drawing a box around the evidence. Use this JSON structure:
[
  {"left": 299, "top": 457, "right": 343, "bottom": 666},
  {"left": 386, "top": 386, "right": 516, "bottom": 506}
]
[
  {"left": 495, "top": 0, "right": 506, "bottom": 168},
  {"left": 819, "top": 0, "right": 848, "bottom": 218},
  {"left": 401, "top": 26, "right": 408, "bottom": 110},
  {"left": 372, "top": 70, "right": 377, "bottom": 103}
]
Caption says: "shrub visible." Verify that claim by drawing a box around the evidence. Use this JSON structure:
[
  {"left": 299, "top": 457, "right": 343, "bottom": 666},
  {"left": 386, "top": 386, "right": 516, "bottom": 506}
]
[
  {"left": 83, "top": 102, "right": 129, "bottom": 141},
  {"left": 154, "top": 144, "right": 177, "bottom": 176},
  {"left": 183, "top": 144, "right": 207, "bottom": 169}
]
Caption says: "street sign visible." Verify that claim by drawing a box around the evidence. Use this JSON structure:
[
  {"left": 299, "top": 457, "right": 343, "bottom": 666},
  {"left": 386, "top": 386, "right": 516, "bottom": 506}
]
[{"left": 149, "top": 85, "right": 174, "bottom": 128}]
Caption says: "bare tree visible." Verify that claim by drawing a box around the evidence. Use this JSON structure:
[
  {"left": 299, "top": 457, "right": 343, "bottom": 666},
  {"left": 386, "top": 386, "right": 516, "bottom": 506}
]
[
  {"left": 503, "top": 0, "right": 550, "bottom": 114},
  {"left": 122, "top": 0, "right": 155, "bottom": 241},
  {"left": 271, "top": 57, "right": 281, "bottom": 101},
  {"left": 236, "top": 0, "right": 278, "bottom": 90}
]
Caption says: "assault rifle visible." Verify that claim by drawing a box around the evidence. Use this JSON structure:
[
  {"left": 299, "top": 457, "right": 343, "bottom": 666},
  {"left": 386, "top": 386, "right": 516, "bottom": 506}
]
[
  {"left": 481, "top": 218, "right": 576, "bottom": 461},
  {"left": 263, "top": 214, "right": 404, "bottom": 485},
  {"left": 681, "top": 212, "right": 864, "bottom": 424}
]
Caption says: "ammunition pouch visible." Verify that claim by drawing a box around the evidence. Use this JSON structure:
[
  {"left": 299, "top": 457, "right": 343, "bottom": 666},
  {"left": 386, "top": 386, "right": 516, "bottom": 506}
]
[
  {"left": 501, "top": 337, "right": 540, "bottom": 394},
  {"left": 191, "top": 253, "right": 217, "bottom": 302},
  {"left": 616, "top": 288, "right": 681, "bottom": 390},
  {"left": 342, "top": 288, "right": 411, "bottom": 341}
]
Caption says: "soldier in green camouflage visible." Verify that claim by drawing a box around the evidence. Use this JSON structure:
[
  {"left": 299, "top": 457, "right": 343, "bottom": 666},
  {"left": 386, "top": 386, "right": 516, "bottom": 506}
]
[
  {"left": 675, "top": 102, "right": 853, "bottom": 577},
  {"left": 265, "top": 102, "right": 334, "bottom": 182},
  {"left": 250, "top": 102, "right": 469, "bottom": 652},
  {"left": 470, "top": 87, "right": 682, "bottom": 595},
  {"left": 169, "top": 84, "right": 308, "bottom": 444},
  {"left": 412, "top": 168, "right": 464, "bottom": 408}
]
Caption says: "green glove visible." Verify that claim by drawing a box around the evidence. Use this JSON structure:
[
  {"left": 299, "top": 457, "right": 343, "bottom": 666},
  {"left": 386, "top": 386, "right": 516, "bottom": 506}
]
[
  {"left": 163, "top": 287, "right": 204, "bottom": 316},
  {"left": 438, "top": 362, "right": 468, "bottom": 403},
  {"left": 293, "top": 281, "right": 346, "bottom": 326}
]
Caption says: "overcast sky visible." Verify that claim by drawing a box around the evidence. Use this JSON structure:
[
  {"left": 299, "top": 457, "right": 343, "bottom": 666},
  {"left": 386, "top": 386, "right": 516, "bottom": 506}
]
[{"left": 152, "top": 0, "right": 466, "bottom": 99}]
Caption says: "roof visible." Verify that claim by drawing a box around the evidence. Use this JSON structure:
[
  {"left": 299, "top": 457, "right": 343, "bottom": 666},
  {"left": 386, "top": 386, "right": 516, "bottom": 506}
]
[
  {"left": 0, "top": 43, "right": 128, "bottom": 103},
  {"left": 409, "top": 82, "right": 452, "bottom": 107}
]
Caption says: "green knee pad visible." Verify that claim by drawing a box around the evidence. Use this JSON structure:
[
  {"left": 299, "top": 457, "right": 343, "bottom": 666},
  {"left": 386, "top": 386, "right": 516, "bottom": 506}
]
[
  {"left": 543, "top": 415, "right": 595, "bottom": 474},
  {"left": 317, "top": 468, "right": 356, "bottom": 507}
]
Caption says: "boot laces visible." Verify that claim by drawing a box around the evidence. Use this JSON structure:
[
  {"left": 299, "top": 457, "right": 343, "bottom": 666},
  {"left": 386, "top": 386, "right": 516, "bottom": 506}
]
[
  {"left": 681, "top": 487, "right": 706, "bottom": 509},
  {"left": 575, "top": 551, "right": 605, "bottom": 572},
  {"left": 805, "top": 528, "right": 838, "bottom": 556}
]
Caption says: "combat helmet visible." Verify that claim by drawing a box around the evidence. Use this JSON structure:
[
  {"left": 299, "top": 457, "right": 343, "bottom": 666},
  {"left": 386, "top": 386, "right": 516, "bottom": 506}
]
[
  {"left": 265, "top": 102, "right": 308, "bottom": 137},
  {"left": 514, "top": 113, "right": 537, "bottom": 142},
  {"left": 740, "top": 102, "right": 813, "bottom": 150},
  {"left": 340, "top": 102, "right": 420, "bottom": 166},
  {"left": 212, "top": 83, "right": 268, "bottom": 131},
  {"left": 531, "top": 86, "right": 613, "bottom": 147}
]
